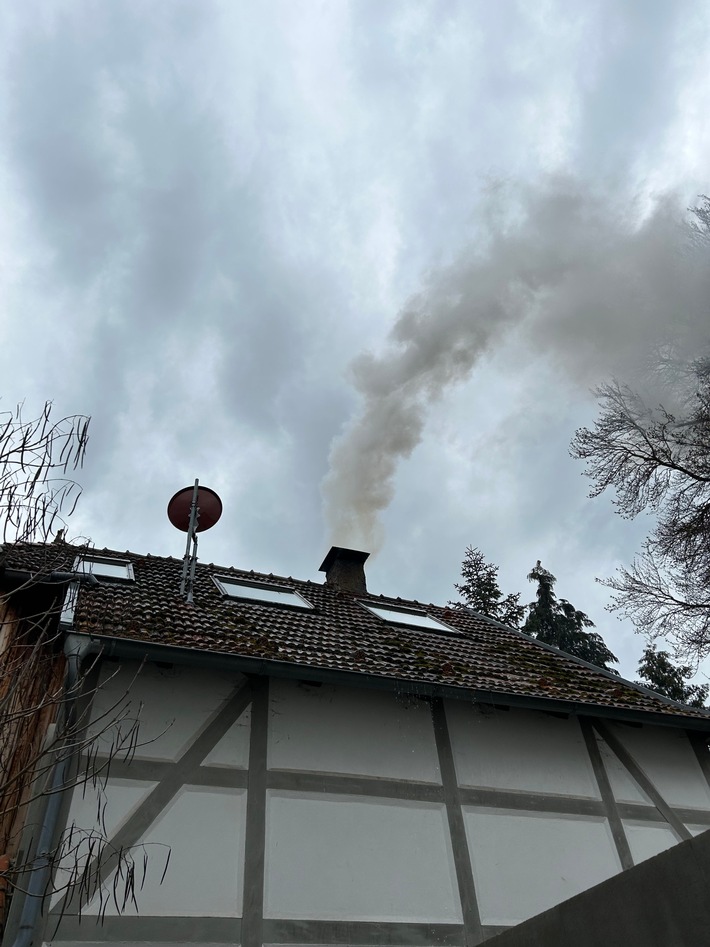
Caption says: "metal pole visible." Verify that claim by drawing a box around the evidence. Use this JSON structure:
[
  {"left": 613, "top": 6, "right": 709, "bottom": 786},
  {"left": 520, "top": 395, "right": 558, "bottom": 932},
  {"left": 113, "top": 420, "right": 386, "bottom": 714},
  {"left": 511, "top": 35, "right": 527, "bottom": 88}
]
[
  {"left": 180, "top": 479, "right": 199, "bottom": 597},
  {"left": 187, "top": 532, "right": 199, "bottom": 604}
]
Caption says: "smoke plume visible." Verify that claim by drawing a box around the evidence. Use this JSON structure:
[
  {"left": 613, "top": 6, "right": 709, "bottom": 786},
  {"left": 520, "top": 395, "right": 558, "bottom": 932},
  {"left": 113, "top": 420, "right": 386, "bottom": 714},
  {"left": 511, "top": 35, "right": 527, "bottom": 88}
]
[{"left": 322, "top": 178, "right": 710, "bottom": 552}]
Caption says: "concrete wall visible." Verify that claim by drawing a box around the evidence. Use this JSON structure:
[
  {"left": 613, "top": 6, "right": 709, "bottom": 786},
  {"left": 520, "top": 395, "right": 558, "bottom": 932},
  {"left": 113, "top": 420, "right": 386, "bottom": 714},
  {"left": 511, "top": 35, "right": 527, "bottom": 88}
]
[{"left": 486, "top": 825, "right": 710, "bottom": 947}]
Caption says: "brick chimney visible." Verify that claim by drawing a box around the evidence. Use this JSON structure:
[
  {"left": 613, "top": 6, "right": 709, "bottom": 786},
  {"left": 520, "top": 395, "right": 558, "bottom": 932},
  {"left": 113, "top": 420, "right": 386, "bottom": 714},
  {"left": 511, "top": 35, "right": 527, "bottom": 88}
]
[{"left": 319, "top": 546, "right": 369, "bottom": 595}]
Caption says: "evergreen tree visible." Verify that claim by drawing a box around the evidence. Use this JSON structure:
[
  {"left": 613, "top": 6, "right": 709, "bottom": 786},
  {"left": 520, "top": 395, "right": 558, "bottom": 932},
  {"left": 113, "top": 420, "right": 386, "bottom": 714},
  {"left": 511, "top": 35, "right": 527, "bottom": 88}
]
[
  {"left": 451, "top": 546, "right": 524, "bottom": 628},
  {"left": 523, "top": 561, "right": 618, "bottom": 672},
  {"left": 636, "top": 644, "right": 708, "bottom": 707}
]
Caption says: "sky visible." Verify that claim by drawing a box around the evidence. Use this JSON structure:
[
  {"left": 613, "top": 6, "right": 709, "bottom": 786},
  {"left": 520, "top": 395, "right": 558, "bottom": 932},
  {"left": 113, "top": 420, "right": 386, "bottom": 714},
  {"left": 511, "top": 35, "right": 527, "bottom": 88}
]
[{"left": 2, "top": 0, "right": 710, "bottom": 680}]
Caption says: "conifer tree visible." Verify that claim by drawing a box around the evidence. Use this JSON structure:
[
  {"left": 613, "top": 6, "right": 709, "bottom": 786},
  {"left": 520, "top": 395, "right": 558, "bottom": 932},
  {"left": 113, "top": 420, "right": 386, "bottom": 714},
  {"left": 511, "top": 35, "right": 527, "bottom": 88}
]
[
  {"left": 451, "top": 546, "right": 524, "bottom": 628},
  {"left": 636, "top": 644, "right": 707, "bottom": 707},
  {"left": 523, "top": 561, "right": 618, "bottom": 672}
]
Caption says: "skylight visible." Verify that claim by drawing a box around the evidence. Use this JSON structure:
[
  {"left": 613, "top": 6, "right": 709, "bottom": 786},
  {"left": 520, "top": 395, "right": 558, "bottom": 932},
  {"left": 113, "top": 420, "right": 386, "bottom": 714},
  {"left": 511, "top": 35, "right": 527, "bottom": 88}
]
[
  {"left": 74, "top": 556, "right": 134, "bottom": 581},
  {"left": 362, "top": 602, "right": 457, "bottom": 633},
  {"left": 213, "top": 576, "right": 313, "bottom": 609}
]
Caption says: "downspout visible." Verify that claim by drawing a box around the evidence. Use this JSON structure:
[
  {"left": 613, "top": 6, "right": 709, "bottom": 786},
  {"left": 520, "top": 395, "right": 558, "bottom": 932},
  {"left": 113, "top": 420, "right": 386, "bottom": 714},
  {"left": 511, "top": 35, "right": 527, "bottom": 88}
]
[{"left": 10, "top": 628, "right": 101, "bottom": 947}]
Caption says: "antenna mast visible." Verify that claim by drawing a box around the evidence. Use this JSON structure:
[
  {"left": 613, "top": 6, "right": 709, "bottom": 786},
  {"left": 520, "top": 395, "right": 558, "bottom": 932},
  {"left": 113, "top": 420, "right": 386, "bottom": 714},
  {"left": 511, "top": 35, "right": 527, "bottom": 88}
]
[
  {"left": 180, "top": 479, "right": 200, "bottom": 602},
  {"left": 167, "top": 480, "right": 223, "bottom": 603}
]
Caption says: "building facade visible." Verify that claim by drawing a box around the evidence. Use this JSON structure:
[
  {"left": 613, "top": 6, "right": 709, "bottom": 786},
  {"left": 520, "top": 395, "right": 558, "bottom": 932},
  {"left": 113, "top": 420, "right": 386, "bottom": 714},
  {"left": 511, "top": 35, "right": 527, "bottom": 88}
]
[{"left": 2, "top": 542, "right": 710, "bottom": 947}]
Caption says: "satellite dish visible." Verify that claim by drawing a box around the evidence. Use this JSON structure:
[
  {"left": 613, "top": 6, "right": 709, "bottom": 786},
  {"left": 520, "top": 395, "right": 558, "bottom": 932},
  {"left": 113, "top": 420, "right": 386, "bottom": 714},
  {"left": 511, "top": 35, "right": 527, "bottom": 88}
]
[
  {"left": 168, "top": 480, "right": 223, "bottom": 604},
  {"left": 168, "top": 485, "right": 223, "bottom": 532}
]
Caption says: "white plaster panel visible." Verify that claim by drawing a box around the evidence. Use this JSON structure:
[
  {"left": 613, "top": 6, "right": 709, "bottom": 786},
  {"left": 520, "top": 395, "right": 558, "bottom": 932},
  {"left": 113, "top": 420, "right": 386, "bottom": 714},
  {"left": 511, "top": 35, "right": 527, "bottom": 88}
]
[
  {"left": 65, "top": 777, "right": 157, "bottom": 839},
  {"left": 264, "top": 791, "right": 461, "bottom": 922},
  {"left": 267, "top": 680, "right": 441, "bottom": 782},
  {"left": 51, "top": 778, "right": 157, "bottom": 907},
  {"left": 595, "top": 735, "right": 649, "bottom": 804},
  {"left": 88, "top": 786, "right": 246, "bottom": 916},
  {"left": 464, "top": 807, "right": 620, "bottom": 925},
  {"left": 446, "top": 703, "right": 599, "bottom": 797},
  {"left": 202, "top": 707, "right": 251, "bottom": 767},
  {"left": 88, "top": 661, "right": 246, "bottom": 762},
  {"left": 623, "top": 820, "right": 679, "bottom": 864},
  {"left": 605, "top": 723, "right": 710, "bottom": 809}
]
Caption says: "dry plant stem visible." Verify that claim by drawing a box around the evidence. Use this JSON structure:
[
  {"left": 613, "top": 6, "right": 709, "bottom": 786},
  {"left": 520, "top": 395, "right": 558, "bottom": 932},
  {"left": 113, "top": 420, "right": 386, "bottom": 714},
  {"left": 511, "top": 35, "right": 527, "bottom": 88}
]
[
  {"left": 0, "top": 402, "right": 89, "bottom": 546},
  {"left": 1, "top": 403, "right": 170, "bottom": 932}
]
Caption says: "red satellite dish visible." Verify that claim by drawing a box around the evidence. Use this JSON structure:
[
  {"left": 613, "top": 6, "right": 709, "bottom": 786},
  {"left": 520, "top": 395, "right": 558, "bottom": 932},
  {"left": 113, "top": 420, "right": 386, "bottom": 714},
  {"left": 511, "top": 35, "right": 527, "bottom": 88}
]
[{"left": 167, "top": 485, "right": 223, "bottom": 533}]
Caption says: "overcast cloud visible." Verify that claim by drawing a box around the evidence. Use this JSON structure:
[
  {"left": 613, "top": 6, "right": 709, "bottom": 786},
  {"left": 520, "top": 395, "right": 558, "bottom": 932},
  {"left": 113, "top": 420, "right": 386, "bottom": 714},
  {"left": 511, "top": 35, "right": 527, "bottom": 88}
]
[{"left": 1, "top": 0, "right": 710, "bottom": 678}]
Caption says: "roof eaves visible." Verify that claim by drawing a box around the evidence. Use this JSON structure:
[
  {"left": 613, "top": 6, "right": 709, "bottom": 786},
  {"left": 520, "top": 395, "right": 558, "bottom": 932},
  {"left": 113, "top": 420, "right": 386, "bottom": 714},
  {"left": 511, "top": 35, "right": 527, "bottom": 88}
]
[
  {"left": 72, "top": 630, "right": 710, "bottom": 731},
  {"left": 461, "top": 607, "right": 710, "bottom": 721}
]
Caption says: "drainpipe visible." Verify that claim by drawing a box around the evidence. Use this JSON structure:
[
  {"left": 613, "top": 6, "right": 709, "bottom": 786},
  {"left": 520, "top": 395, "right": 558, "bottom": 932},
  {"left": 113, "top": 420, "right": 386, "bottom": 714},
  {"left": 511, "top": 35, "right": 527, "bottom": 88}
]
[{"left": 10, "top": 633, "right": 101, "bottom": 947}]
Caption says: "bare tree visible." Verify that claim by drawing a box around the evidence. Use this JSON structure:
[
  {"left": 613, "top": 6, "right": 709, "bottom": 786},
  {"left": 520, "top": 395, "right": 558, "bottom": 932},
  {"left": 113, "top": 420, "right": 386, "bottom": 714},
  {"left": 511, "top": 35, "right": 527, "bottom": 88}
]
[
  {"left": 570, "top": 357, "right": 710, "bottom": 661},
  {"left": 0, "top": 403, "right": 166, "bottom": 939},
  {"left": 0, "top": 401, "right": 89, "bottom": 546}
]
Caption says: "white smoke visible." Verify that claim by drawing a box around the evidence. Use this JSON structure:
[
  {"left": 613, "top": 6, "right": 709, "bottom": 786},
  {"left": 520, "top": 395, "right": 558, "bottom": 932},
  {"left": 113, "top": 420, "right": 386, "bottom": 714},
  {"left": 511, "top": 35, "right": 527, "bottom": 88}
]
[{"left": 322, "top": 178, "right": 710, "bottom": 552}]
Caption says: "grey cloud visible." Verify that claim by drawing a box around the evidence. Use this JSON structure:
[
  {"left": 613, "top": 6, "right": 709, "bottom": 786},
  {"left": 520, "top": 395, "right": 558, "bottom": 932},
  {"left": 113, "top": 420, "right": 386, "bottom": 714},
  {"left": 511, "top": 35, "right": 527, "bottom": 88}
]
[
  {"left": 575, "top": 2, "right": 684, "bottom": 176},
  {"left": 7, "top": 3, "right": 313, "bottom": 442},
  {"left": 3, "top": 0, "right": 710, "bottom": 635}
]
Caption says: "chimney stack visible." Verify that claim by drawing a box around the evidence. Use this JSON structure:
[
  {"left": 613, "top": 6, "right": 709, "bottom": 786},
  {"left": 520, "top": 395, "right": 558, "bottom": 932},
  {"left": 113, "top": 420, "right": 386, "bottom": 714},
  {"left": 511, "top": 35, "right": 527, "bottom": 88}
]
[{"left": 319, "top": 546, "right": 369, "bottom": 595}]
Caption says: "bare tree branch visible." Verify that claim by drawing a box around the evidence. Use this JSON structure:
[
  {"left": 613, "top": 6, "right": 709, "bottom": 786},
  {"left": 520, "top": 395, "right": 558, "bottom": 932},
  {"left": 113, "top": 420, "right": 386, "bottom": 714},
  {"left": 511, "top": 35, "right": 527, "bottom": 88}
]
[
  {"left": 570, "top": 203, "right": 710, "bottom": 660},
  {"left": 0, "top": 402, "right": 169, "bottom": 934},
  {"left": 0, "top": 402, "right": 89, "bottom": 546}
]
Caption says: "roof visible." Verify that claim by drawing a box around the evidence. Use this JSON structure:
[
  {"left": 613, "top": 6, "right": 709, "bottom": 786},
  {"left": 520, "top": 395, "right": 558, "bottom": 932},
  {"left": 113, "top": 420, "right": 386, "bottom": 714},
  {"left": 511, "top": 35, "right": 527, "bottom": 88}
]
[{"left": 4, "top": 541, "right": 710, "bottom": 727}]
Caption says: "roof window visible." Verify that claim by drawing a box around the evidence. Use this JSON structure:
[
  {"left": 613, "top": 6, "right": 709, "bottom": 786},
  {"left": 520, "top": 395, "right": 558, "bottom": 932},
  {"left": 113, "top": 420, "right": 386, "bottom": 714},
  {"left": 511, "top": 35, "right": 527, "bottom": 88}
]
[
  {"left": 213, "top": 575, "right": 313, "bottom": 610},
  {"left": 361, "top": 602, "right": 457, "bottom": 633},
  {"left": 74, "top": 556, "right": 135, "bottom": 582}
]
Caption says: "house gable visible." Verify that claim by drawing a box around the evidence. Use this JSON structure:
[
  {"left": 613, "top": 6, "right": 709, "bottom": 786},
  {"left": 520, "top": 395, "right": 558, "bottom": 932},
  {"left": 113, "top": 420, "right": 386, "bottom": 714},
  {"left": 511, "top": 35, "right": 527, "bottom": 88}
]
[{"left": 3, "top": 541, "right": 710, "bottom": 946}]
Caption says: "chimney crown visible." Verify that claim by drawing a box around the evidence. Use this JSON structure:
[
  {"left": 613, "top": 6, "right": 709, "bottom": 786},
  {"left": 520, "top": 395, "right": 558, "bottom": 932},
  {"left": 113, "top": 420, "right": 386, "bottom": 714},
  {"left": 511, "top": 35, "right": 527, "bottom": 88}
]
[{"left": 319, "top": 546, "right": 369, "bottom": 595}]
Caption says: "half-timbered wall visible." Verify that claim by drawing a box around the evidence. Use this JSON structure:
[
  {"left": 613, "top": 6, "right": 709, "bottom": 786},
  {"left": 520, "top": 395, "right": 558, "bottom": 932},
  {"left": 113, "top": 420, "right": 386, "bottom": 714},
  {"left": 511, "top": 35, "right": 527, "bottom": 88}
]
[{"left": 43, "top": 660, "right": 710, "bottom": 947}]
